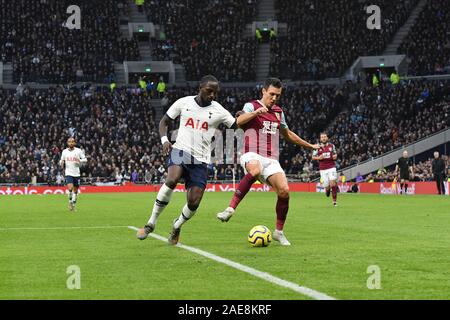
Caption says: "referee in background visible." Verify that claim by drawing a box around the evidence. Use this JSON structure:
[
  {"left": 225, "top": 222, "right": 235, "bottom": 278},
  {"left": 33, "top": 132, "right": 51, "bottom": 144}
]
[
  {"left": 395, "top": 150, "right": 414, "bottom": 195},
  {"left": 432, "top": 151, "right": 446, "bottom": 195}
]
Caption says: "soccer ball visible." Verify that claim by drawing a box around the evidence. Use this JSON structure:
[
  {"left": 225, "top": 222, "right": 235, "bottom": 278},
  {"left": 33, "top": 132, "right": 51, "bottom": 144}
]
[{"left": 248, "top": 225, "right": 272, "bottom": 247}]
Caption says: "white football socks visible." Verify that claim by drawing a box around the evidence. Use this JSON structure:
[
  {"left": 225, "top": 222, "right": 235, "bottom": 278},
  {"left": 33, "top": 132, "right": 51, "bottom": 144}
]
[
  {"left": 148, "top": 184, "right": 174, "bottom": 225},
  {"left": 173, "top": 204, "right": 196, "bottom": 229}
]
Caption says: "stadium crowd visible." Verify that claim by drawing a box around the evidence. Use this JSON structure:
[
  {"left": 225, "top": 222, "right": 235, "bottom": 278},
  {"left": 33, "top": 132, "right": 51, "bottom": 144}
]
[
  {"left": 398, "top": 0, "right": 450, "bottom": 76},
  {"left": 0, "top": 0, "right": 140, "bottom": 83},
  {"left": 0, "top": 85, "right": 162, "bottom": 185},
  {"left": 270, "top": 0, "right": 419, "bottom": 80},
  {"left": 145, "top": 0, "right": 258, "bottom": 81},
  {"left": 324, "top": 79, "right": 450, "bottom": 169},
  {"left": 1, "top": 77, "right": 448, "bottom": 186}
]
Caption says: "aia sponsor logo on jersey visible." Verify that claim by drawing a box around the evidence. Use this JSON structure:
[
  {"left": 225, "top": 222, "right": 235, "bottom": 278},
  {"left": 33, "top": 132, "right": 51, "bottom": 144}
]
[
  {"left": 185, "top": 118, "right": 209, "bottom": 131},
  {"left": 66, "top": 156, "right": 79, "bottom": 162}
]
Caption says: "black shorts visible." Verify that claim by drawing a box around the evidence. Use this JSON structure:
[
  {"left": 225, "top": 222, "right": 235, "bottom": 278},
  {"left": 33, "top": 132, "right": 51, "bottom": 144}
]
[
  {"left": 167, "top": 149, "right": 208, "bottom": 190},
  {"left": 400, "top": 172, "right": 410, "bottom": 181}
]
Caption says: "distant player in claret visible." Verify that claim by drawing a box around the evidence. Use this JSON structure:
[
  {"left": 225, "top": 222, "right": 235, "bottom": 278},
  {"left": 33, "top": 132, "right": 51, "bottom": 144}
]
[
  {"left": 59, "top": 137, "right": 87, "bottom": 211},
  {"left": 395, "top": 150, "right": 414, "bottom": 195},
  {"left": 312, "top": 133, "right": 338, "bottom": 207},
  {"left": 216, "top": 78, "right": 320, "bottom": 246},
  {"left": 136, "top": 75, "right": 238, "bottom": 245}
]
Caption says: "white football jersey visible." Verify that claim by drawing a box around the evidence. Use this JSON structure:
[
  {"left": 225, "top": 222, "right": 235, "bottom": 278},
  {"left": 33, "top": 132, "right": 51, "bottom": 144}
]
[
  {"left": 60, "top": 147, "right": 87, "bottom": 177},
  {"left": 166, "top": 96, "right": 235, "bottom": 163}
]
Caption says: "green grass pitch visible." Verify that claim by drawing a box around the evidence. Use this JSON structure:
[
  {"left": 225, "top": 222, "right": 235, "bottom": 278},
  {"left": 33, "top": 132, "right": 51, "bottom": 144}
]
[{"left": 1, "top": 192, "right": 449, "bottom": 300}]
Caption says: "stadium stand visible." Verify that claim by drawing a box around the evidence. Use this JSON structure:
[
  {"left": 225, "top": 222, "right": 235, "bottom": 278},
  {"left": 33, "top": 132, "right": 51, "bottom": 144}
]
[
  {"left": 1, "top": 1, "right": 449, "bottom": 186},
  {"left": 270, "top": 0, "right": 419, "bottom": 80},
  {"left": 1, "top": 79, "right": 448, "bottom": 185},
  {"left": 0, "top": 85, "right": 160, "bottom": 185},
  {"left": 0, "top": 0, "right": 140, "bottom": 83},
  {"left": 145, "top": 0, "right": 258, "bottom": 81},
  {"left": 397, "top": 0, "right": 450, "bottom": 76},
  {"left": 324, "top": 79, "right": 450, "bottom": 169}
]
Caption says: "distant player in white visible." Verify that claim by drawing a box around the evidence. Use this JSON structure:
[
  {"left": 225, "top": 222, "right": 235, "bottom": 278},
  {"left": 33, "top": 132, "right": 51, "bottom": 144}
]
[
  {"left": 137, "top": 75, "right": 238, "bottom": 244},
  {"left": 59, "top": 137, "right": 87, "bottom": 211}
]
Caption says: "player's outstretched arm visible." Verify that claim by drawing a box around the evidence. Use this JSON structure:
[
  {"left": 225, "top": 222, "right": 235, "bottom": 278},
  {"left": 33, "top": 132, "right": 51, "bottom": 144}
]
[
  {"left": 79, "top": 150, "right": 88, "bottom": 165},
  {"left": 280, "top": 128, "right": 320, "bottom": 150},
  {"left": 159, "top": 114, "right": 173, "bottom": 156},
  {"left": 236, "top": 107, "right": 268, "bottom": 127},
  {"left": 312, "top": 153, "right": 323, "bottom": 161},
  {"left": 59, "top": 153, "right": 65, "bottom": 168}
]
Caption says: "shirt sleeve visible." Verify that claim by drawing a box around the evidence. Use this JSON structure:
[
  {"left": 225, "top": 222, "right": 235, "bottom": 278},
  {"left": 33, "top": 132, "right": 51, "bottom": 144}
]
[
  {"left": 312, "top": 149, "right": 318, "bottom": 157},
  {"left": 166, "top": 98, "right": 183, "bottom": 120},
  {"left": 79, "top": 150, "right": 87, "bottom": 163},
  {"left": 243, "top": 102, "right": 254, "bottom": 113},
  {"left": 280, "top": 111, "right": 288, "bottom": 129},
  {"left": 221, "top": 109, "right": 236, "bottom": 128}
]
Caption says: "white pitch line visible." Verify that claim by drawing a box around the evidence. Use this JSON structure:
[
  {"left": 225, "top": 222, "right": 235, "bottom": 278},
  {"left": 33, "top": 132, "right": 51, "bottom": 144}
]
[
  {"left": 128, "top": 226, "right": 336, "bottom": 300},
  {"left": 0, "top": 226, "right": 130, "bottom": 231}
]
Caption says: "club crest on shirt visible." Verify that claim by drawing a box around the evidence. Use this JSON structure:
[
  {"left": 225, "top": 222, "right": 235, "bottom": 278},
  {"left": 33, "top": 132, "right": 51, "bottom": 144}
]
[{"left": 275, "top": 112, "right": 281, "bottom": 121}]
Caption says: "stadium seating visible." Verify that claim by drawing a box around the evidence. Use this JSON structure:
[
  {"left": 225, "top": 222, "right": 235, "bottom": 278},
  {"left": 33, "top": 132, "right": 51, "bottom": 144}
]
[
  {"left": 324, "top": 80, "right": 450, "bottom": 169},
  {"left": 0, "top": 85, "right": 159, "bottom": 184},
  {"left": 0, "top": 0, "right": 140, "bottom": 83},
  {"left": 397, "top": 0, "right": 450, "bottom": 76},
  {"left": 144, "top": 0, "right": 258, "bottom": 81},
  {"left": 2, "top": 79, "right": 447, "bottom": 185},
  {"left": 270, "top": 0, "right": 419, "bottom": 80}
]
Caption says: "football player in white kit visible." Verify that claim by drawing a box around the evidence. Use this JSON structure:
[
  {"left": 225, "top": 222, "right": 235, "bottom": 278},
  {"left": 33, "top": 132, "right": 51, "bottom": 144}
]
[
  {"left": 59, "top": 137, "right": 87, "bottom": 211},
  {"left": 136, "top": 75, "right": 238, "bottom": 245}
]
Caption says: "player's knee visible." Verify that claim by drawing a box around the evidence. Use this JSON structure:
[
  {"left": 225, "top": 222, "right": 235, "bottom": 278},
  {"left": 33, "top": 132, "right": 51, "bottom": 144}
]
[
  {"left": 165, "top": 180, "right": 177, "bottom": 189},
  {"left": 277, "top": 186, "right": 290, "bottom": 199},
  {"left": 187, "top": 201, "right": 200, "bottom": 211},
  {"left": 247, "top": 167, "right": 261, "bottom": 177}
]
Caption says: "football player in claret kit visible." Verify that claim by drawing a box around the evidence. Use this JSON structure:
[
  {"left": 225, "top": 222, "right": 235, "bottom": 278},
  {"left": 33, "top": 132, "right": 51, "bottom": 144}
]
[
  {"left": 59, "top": 137, "right": 88, "bottom": 211},
  {"left": 136, "top": 75, "right": 238, "bottom": 245},
  {"left": 216, "top": 78, "right": 320, "bottom": 246},
  {"left": 312, "top": 132, "right": 338, "bottom": 207}
]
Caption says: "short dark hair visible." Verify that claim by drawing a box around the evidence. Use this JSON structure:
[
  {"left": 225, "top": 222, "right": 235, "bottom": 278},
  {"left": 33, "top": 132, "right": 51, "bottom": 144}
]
[
  {"left": 320, "top": 132, "right": 328, "bottom": 136},
  {"left": 200, "top": 75, "right": 219, "bottom": 87},
  {"left": 263, "top": 78, "right": 282, "bottom": 89}
]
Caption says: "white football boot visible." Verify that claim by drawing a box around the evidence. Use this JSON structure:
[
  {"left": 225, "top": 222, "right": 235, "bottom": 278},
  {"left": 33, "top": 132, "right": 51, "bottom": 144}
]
[
  {"left": 273, "top": 230, "right": 291, "bottom": 246},
  {"left": 217, "top": 207, "right": 235, "bottom": 222}
]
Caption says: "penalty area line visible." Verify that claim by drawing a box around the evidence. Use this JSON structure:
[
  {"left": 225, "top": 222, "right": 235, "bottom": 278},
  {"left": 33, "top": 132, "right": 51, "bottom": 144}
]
[{"left": 128, "top": 226, "right": 336, "bottom": 300}]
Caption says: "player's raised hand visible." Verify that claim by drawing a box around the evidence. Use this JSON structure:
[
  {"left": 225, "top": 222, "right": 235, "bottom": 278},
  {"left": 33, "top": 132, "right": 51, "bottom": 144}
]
[
  {"left": 162, "top": 141, "right": 173, "bottom": 156},
  {"left": 255, "top": 107, "right": 268, "bottom": 115}
]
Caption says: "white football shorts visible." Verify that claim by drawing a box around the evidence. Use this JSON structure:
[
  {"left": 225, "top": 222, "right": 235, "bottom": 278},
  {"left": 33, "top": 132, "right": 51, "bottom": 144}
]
[
  {"left": 320, "top": 167, "right": 338, "bottom": 188},
  {"left": 240, "top": 152, "right": 284, "bottom": 185}
]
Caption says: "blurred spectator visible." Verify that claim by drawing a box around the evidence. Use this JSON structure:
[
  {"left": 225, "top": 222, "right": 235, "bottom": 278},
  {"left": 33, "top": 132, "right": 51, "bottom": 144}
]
[
  {"left": 0, "top": 0, "right": 140, "bottom": 83},
  {"left": 145, "top": 0, "right": 258, "bottom": 81},
  {"left": 271, "top": 0, "right": 418, "bottom": 80},
  {"left": 398, "top": 0, "right": 450, "bottom": 76}
]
